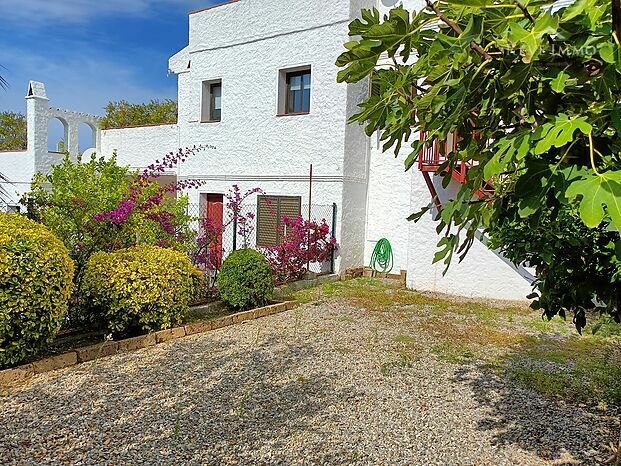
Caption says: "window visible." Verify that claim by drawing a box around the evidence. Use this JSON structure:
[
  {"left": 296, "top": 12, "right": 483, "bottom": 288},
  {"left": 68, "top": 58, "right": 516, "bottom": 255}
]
[
  {"left": 201, "top": 79, "right": 222, "bottom": 122},
  {"left": 278, "top": 66, "right": 311, "bottom": 115},
  {"left": 256, "top": 195, "right": 302, "bottom": 246},
  {"left": 286, "top": 70, "right": 311, "bottom": 114},
  {"left": 210, "top": 83, "right": 222, "bottom": 121}
]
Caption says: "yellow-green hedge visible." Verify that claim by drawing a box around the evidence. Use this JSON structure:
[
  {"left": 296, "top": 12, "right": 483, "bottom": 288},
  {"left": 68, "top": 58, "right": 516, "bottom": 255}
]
[
  {"left": 84, "top": 246, "right": 203, "bottom": 333},
  {"left": 0, "top": 213, "right": 74, "bottom": 368}
]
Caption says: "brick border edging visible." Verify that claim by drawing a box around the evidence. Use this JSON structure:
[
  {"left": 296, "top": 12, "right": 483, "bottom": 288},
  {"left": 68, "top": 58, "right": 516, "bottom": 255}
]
[{"left": 0, "top": 301, "right": 299, "bottom": 388}]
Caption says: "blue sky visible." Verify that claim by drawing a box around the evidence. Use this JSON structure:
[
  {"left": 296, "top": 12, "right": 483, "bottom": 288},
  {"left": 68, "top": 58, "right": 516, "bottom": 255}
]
[{"left": 0, "top": 1, "right": 219, "bottom": 128}]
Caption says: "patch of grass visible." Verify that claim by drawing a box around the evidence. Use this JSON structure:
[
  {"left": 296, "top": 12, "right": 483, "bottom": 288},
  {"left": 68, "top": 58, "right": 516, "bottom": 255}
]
[
  {"left": 336, "top": 347, "right": 353, "bottom": 356},
  {"left": 586, "top": 318, "right": 621, "bottom": 338},
  {"left": 292, "top": 307, "right": 304, "bottom": 338},
  {"left": 337, "top": 316, "right": 356, "bottom": 323},
  {"left": 420, "top": 319, "right": 521, "bottom": 350},
  {"left": 393, "top": 334, "right": 417, "bottom": 345},
  {"left": 431, "top": 341, "right": 475, "bottom": 364},
  {"left": 380, "top": 350, "right": 416, "bottom": 376},
  {"left": 509, "top": 362, "right": 621, "bottom": 406},
  {"left": 523, "top": 315, "right": 570, "bottom": 334},
  {"left": 502, "top": 334, "right": 621, "bottom": 405},
  {"left": 292, "top": 288, "right": 315, "bottom": 304},
  {"left": 366, "top": 325, "right": 379, "bottom": 344},
  {"left": 295, "top": 279, "right": 530, "bottom": 323}
]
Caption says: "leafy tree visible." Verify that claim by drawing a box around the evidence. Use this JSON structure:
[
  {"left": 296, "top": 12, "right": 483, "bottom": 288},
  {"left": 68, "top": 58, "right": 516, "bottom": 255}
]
[
  {"left": 337, "top": 0, "right": 621, "bottom": 330},
  {"left": 101, "top": 99, "right": 178, "bottom": 129},
  {"left": 0, "top": 112, "right": 26, "bottom": 151}
]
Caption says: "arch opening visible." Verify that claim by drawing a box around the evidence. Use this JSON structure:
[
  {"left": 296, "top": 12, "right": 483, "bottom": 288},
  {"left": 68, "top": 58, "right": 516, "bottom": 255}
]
[
  {"left": 79, "top": 122, "right": 97, "bottom": 155},
  {"left": 47, "top": 117, "right": 68, "bottom": 153}
]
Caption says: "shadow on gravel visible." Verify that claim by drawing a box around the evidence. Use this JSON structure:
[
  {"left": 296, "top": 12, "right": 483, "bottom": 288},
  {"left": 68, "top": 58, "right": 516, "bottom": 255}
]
[
  {"left": 452, "top": 364, "right": 614, "bottom": 465},
  {"left": 0, "top": 328, "right": 355, "bottom": 464}
]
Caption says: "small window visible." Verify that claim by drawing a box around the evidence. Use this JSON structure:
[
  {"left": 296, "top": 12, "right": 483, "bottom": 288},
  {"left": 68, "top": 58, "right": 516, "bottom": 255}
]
[
  {"left": 201, "top": 79, "right": 222, "bottom": 122},
  {"left": 286, "top": 70, "right": 311, "bottom": 114},
  {"left": 210, "top": 83, "right": 221, "bottom": 121},
  {"left": 278, "top": 67, "right": 311, "bottom": 115},
  {"left": 256, "top": 195, "right": 302, "bottom": 246}
]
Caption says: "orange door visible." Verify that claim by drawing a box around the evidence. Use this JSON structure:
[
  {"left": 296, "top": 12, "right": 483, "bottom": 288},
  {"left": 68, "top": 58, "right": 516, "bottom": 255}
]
[{"left": 206, "top": 194, "right": 224, "bottom": 268}]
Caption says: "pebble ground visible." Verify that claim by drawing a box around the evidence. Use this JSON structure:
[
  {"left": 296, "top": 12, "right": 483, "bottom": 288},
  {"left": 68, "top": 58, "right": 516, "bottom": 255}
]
[{"left": 0, "top": 298, "right": 614, "bottom": 465}]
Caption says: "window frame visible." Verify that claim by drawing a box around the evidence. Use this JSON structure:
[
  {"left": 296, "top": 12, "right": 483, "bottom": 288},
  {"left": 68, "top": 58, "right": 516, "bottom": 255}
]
[
  {"left": 277, "top": 66, "right": 311, "bottom": 117},
  {"left": 285, "top": 70, "right": 311, "bottom": 115},
  {"left": 209, "top": 82, "right": 222, "bottom": 122},
  {"left": 201, "top": 78, "right": 222, "bottom": 123}
]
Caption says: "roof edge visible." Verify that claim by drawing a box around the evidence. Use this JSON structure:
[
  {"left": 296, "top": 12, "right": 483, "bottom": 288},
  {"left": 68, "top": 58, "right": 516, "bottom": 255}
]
[{"left": 189, "top": 0, "right": 240, "bottom": 15}]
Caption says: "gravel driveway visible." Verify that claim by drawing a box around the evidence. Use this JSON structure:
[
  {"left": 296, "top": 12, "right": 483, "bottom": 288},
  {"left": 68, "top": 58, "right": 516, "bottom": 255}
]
[{"left": 0, "top": 297, "right": 613, "bottom": 465}]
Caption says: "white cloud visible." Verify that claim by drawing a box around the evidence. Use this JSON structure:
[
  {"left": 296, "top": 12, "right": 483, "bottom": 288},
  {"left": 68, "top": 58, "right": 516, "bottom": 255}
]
[
  {"left": 0, "top": 43, "right": 175, "bottom": 113},
  {"left": 0, "top": 0, "right": 208, "bottom": 24}
]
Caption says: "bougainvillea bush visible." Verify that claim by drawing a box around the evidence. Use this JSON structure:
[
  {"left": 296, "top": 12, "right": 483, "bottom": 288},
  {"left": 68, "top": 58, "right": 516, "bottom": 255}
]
[
  {"left": 263, "top": 215, "right": 338, "bottom": 284},
  {"left": 224, "top": 184, "right": 264, "bottom": 248},
  {"left": 0, "top": 214, "right": 74, "bottom": 368}
]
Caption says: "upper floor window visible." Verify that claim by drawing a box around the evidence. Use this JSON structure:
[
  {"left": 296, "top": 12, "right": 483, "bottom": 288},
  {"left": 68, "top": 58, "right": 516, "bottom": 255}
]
[
  {"left": 201, "top": 79, "right": 222, "bottom": 122},
  {"left": 278, "top": 66, "right": 311, "bottom": 116},
  {"left": 286, "top": 70, "right": 311, "bottom": 114}
]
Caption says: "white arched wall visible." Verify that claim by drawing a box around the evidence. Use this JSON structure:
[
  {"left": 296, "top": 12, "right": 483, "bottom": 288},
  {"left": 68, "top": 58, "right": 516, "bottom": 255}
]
[{"left": 26, "top": 81, "right": 102, "bottom": 174}]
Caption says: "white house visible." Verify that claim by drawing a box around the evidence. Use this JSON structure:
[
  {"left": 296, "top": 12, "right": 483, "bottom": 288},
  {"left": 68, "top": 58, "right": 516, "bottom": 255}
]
[{"left": 0, "top": 0, "right": 534, "bottom": 301}]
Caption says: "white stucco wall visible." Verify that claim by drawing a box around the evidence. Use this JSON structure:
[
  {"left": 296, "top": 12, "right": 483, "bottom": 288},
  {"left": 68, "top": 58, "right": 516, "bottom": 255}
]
[
  {"left": 187, "top": 0, "right": 369, "bottom": 54},
  {"left": 0, "top": 0, "right": 539, "bottom": 300},
  {"left": 405, "top": 171, "right": 533, "bottom": 300},
  {"left": 364, "top": 133, "right": 413, "bottom": 272},
  {"left": 0, "top": 151, "right": 34, "bottom": 205},
  {"left": 101, "top": 124, "right": 180, "bottom": 167}
]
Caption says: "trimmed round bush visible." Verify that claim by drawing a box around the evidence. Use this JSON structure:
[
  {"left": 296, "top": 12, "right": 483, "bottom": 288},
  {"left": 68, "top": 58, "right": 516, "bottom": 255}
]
[
  {"left": 83, "top": 246, "right": 203, "bottom": 334},
  {"left": 0, "top": 213, "right": 74, "bottom": 368},
  {"left": 218, "top": 249, "right": 274, "bottom": 310}
]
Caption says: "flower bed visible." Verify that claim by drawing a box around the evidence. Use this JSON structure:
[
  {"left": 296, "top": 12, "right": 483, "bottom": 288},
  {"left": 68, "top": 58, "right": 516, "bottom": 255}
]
[{"left": 0, "top": 300, "right": 300, "bottom": 387}]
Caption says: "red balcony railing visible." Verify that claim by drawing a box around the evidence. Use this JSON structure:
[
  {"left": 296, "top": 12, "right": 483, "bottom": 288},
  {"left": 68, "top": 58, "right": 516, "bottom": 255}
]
[
  {"left": 418, "top": 131, "right": 494, "bottom": 204},
  {"left": 418, "top": 131, "right": 473, "bottom": 184}
]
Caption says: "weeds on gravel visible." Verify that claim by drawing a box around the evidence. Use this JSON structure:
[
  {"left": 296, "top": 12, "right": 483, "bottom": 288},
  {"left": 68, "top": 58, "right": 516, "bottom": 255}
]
[
  {"left": 431, "top": 341, "right": 475, "bottom": 364},
  {"left": 90, "top": 334, "right": 113, "bottom": 371},
  {"left": 293, "top": 307, "right": 304, "bottom": 338},
  {"left": 295, "top": 278, "right": 529, "bottom": 318},
  {"left": 381, "top": 334, "right": 419, "bottom": 376},
  {"left": 296, "top": 278, "right": 621, "bottom": 407},
  {"left": 380, "top": 350, "right": 416, "bottom": 376},
  {"left": 501, "top": 336, "right": 621, "bottom": 405},
  {"left": 523, "top": 316, "right": 571, "bottom": 334},
  {"left": 237, "top": 390, "right": 250, "bottom": 421}
]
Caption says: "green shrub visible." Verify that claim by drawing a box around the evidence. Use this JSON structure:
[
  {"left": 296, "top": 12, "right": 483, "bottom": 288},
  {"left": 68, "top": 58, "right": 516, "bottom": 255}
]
[
  {"left": 83, "top": 246, "right": 202, "bottom": 334},
  {"left": 218, "top": 249, "right": 274, "bottom": 310},
  {"left": 0, "top": 214, "right": 74, "bottom": 368}
]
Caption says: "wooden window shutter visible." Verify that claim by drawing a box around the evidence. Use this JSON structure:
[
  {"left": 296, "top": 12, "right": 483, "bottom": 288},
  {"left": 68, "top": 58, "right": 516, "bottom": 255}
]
[
  {"left": 256, "top": 195, "right": 301, "bottom": 247},
  {"left": 256, "top": 196, "right": 279, "bottom": 247},
  {"left": 278, "top": 196, "right": 302, "bottom": 240}
]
